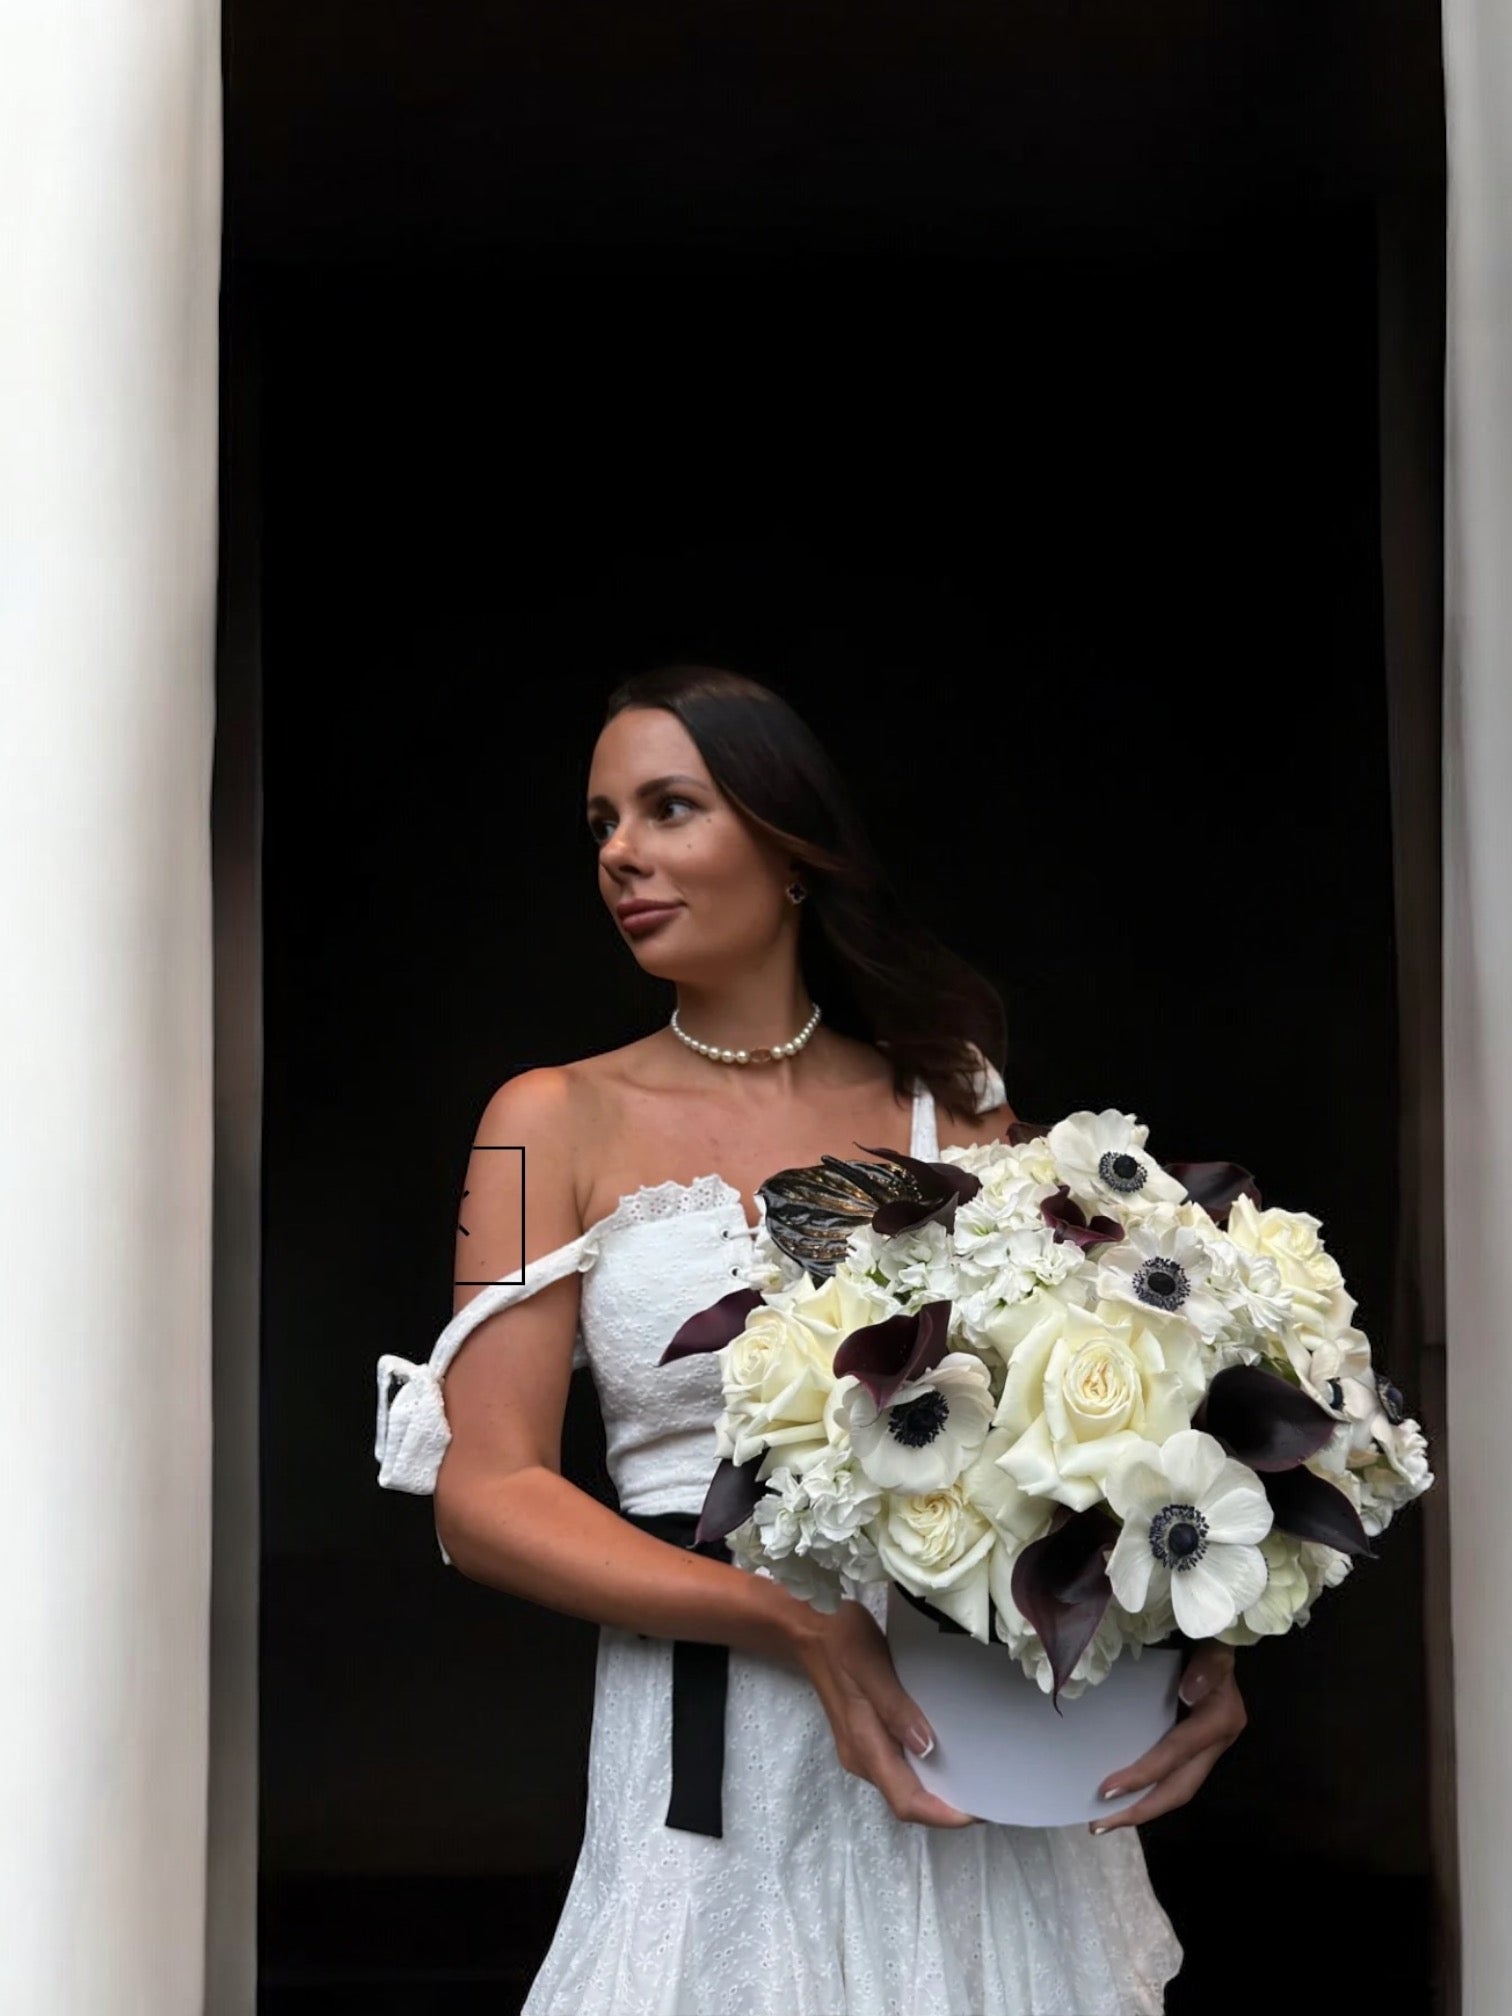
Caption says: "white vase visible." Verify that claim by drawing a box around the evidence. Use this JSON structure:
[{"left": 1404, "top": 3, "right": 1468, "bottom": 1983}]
[{"left": 885, "top": 1586, "right": 1184, "bottom": 1828}]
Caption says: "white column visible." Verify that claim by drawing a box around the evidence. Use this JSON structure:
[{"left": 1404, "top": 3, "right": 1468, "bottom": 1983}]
[
  {"left": 1443, "top": 0, "right": 1512, "bottom": 2007},
  {"left": 0, "top": 8, "right": 222, "bottom": 2014}
]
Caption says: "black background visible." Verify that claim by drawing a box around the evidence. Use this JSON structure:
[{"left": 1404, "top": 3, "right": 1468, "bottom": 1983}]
[{"left": 233, "top": 2, "right": 1444, "bottom": 2008}]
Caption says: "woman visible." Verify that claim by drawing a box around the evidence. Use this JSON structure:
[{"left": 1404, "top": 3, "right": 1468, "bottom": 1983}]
[{"left": 374, "top": 664, "right": 1246, "bottom": 2013}]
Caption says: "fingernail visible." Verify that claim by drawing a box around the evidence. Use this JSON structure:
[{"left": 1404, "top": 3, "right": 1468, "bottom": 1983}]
[
  {"left": 1090, "top": 1822, "right": 1111, "bottom": 1836},
  {"left": 905, "top": 1723, "right": 935, "bottom": 1758},
  {"left": 1101, "top": 1785, "right": 1127, "bottom": 1802},
  {"left": 1179, "top": 1674, "right": 1210, "bottom": 1707}
]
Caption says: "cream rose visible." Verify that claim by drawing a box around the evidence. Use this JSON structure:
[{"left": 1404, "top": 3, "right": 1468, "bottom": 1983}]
[
  {"left": 873, "top": 1481, "right": 997, "bottom": 1639},
  {"left": 715, "top": 1306, "right": 833, "bottom": 1469},
  {"left": 1225, "top": 1195, "right": 1355, "bottom": 1333},
  {"left": 987, "top": 1292, "right": 1191, "bottom": 1511},
  {"left": 777, "top": 1266, "right": 896, "bottom": 1351}
]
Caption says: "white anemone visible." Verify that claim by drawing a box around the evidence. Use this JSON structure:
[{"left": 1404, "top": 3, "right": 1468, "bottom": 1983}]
[
  {"left": 1047, "top": 1109, "right": 1188, "bottom": 1216},
  {"left": 1105, "top": 1429, "right": 1273, "bottom": 1640},
  {"left": 1095, "top": 1219, "right": 1232, "bottom": 1346},
  {"left": 838, "top": 1351, "right": 994, "bottom": 1492}
]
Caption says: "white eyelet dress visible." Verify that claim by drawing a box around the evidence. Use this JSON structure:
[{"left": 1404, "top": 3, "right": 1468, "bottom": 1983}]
[{"left": 374, "top": 1070, "right": 1183, "bottom": 2015}]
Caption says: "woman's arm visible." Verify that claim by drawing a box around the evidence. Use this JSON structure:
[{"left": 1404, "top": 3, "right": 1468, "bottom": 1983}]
[{"left": 433, "top": 1067, "right": 975, "bottom": 1827}]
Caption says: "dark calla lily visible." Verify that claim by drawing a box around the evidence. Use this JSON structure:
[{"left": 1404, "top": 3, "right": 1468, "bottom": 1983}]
[
  {"left": 659, "top": 1287, "right": 764, "bottom": 1365},
  {"left": 1041, "top": 1185, "right": 1125, "bottom": 1252},
  {"left": 832, "top": 1298, "right": 952, "bottom": 1411},
  {"left": 1164, "top": 1160, "right": 1261, "bottom": 1226},
  {"left": 1010, "top": 1506, "right": 1120, "bottom": 1711},
  {"left": 693, "top": 1454, "right": 767, "bottom": 1546},
  {"left": 851, "top": 1143, "right": 982, "bottom": 1237},
  {"left": 1262, "top": 1465, "right": 1375, "bottom": 1559},
  {"left": 1198, "top": 1364, "right": 1338, "bottom": 1472}
]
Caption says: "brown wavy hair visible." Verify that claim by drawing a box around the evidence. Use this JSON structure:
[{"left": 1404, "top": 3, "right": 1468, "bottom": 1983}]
[{"left": 602, "top": 663, "right": 1007, "bottom": 1122}]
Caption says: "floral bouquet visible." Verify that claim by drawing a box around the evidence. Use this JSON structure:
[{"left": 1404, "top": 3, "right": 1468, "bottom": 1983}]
[{"left": 660, "top": 1110, "right": 1433, "bottom": 1709}]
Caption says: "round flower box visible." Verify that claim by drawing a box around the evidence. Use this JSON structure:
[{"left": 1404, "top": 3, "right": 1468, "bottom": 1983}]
[{"left": 885, "top": 1586, "right": 1184, "bottom": 1828}]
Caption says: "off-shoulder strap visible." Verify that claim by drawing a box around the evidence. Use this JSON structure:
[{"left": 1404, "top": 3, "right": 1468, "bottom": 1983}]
[
  {"left": 965, "top": 1040, "right": 1008, "bottom": 1114},
  {"left": 374, "top": 1220, "right": 604, "bottom": 1541},
  {"left": 910, "top": 1046, "right": 1008, "bottom": 1160},
  {"left": 909, "top": 1078, "right": 939, "bottom": 1159}
]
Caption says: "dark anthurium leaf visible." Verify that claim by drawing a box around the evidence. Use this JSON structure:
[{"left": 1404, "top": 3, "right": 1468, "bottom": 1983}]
[
  {"left": 853, "top": 1142, "right": 983, "bottom": 1237},
  {"left": 1041, "top": 1186, "right": 1125, "bottom": 1252},
  {"left": 1199, "top": 1364, "right": 1337, "bottom": 1472},
  {"left": 1006, "top": 1119, "right": 1054, "bottom": 1146},
  {"left": 1010, "top": 1507, "right": 1120, "bottom": 1711},
  {"left": 832, "top": 1299, "right": 952, "bottom": 1410},
  {"left": 1263, "top": 1465, "right": 1375, "bottom": 1559},
  {"left": 659, "top": 1287, "right": 764, "bottom": 1365},
  {"left": 1164, "top": 1160, "right": 1261, "bottom": 1226},
  {"left": 694, "top": 1455, "right": 767, "bottom": 1546},
  {"left": 758, "top": 1152, "right": 928, "bottom": 1279}
]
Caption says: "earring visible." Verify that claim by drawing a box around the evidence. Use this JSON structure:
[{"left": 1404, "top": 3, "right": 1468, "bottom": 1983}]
[{"left": 785, "top": 879, "right": 807, "bottom": 905}]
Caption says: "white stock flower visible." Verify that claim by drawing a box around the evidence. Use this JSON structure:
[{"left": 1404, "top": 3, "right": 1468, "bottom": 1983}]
[
  {"left": 731, "top": 1507, "right": 846, "bottom": 1611},
  {"left": 1105, "top": 1430, "right": 1273, "bottom": 1640},
  {"left": 953, "top": 1217, "right": 1091, "bottom": 1322},
  {"left": 873, "top": 1479, "right": 997, "bottom": 1639},
  {"left": 837, "top": 1352, "right": 994, "bottom": 1493},
  {"left": 1047, "top": 1110, "right": 1188, "bottom": 1218},
  {"left": 731, "top": 1446, "right": 885, "bottom": 1601},
  {"left": 732, "top": 1199, "right": 810, "bottom": 1297},
  {"left": 988, "top": 1292, "right": 1192, "bottom": 1512},
  {"left": 844, "top": 1218, "right": 958, "bottom": 1307},
  {"left": 1355, "top": 1414, "right": 1433, "bottom": 1533},
  {"left": 941, "top": 1136, "right": 1060, "bottom": 1194}
]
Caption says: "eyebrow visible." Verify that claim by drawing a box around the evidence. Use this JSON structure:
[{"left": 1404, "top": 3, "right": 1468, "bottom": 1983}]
[{"left": 585, "top": 773, "right": 705, "bottom": 815}]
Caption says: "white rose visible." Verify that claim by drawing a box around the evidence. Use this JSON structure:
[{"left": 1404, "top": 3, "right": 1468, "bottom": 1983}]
[
  {"left": 873, "top": 1481, "right": 997, "bottom": 1640},
  {"left": 777, "top": 1265, "right": 896, "bottom": 1349},
  {"left": 987, "top": 1292, "right": 1192, "bottom": 1511},
  {"left": 715, "top": 1305, "right": 833, "bottom": 1469},
  {"left": 1225, "top": 1195, "right": 1356, "bottom": 1334}
]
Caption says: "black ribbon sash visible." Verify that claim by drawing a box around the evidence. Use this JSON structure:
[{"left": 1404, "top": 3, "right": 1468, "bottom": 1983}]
[{"left": 623, "top": 1510, "right": 732, "bottom": 1839}]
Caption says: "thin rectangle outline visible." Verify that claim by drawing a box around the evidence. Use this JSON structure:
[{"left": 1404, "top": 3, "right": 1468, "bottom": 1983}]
[{"left": 453, "top": 1144, "right": 526, "bottom": 1285}]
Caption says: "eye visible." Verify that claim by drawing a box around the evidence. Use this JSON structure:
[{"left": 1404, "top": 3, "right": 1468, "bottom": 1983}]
[{"left": 656, "top": 793, "right": 697, "bottom": 821}]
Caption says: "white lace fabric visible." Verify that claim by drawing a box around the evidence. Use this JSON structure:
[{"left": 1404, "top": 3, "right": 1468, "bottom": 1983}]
[{"left": 374, "top": 1057, "right": 1183, "bottom": 2010}]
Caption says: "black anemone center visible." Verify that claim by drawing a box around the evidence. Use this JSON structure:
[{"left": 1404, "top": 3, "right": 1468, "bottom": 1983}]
[
  {"left": 1148, "top": 1502, "right": 1209, "bottom": 1572},
  {"left": 1133, "top": 1256, "right": 1190, "bottom": 1311},
  {"left": 1376, "top": 1372, "right": 1405, "bottom": 1425},
  {"left": 1098, "top": 1149, "right": 1148, "bottom": 1195},
  {"left": 887, "top": 1389, "right": 951, "bottom": 1448},
  {"left": 1327, "top": 1378, "right": 1345, "bottom": 1412}
]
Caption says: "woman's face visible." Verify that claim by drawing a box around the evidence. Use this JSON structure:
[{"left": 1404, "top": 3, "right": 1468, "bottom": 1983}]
[{"left": 586, "top": 706, "right": 795, "bottom": 978}]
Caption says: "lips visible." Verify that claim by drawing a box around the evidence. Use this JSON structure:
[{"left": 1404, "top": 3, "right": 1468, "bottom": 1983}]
[{"left": 617, "top": 901, "right": 682, "bottom": 935}]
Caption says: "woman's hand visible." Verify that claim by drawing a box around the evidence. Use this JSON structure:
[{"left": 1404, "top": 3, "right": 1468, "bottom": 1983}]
[
  {"left": 789, "top": 1597, "right": 979, "bottom": 1829},
  {"left": 1089, "top": 1643, "right": 1247, "bottom": 1836}
]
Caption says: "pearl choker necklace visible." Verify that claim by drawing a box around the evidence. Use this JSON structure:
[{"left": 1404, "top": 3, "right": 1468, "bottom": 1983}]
[{"left": 671, "top": 1001, "right": 822, "bottom": 1066}]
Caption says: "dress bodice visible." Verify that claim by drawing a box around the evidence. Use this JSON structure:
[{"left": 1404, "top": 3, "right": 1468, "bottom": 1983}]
[{"left": 374, "top": 1069, "right": 999, "bottom": 1563}]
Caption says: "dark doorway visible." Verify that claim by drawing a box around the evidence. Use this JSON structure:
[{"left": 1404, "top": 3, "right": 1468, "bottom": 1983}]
[{"left": 230, "top": 6, "right": 1445, "bottom": 2010}]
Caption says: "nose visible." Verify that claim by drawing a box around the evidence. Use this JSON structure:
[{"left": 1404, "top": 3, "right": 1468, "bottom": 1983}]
[{"left": 598, "top": 821, "right": 647, "bottom": 879}]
